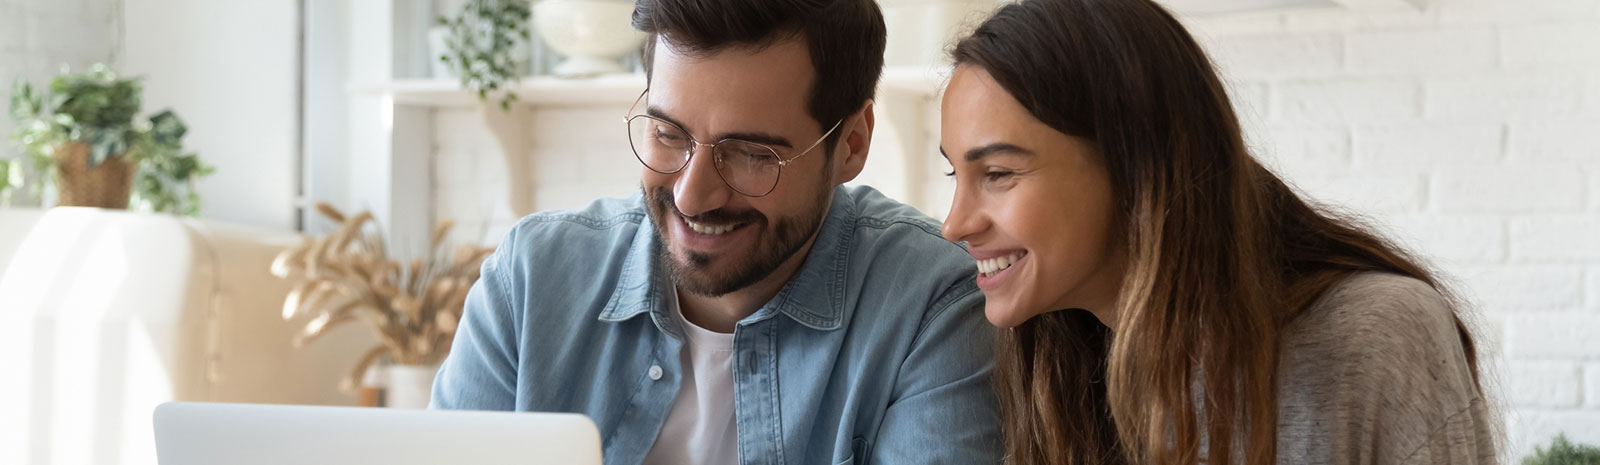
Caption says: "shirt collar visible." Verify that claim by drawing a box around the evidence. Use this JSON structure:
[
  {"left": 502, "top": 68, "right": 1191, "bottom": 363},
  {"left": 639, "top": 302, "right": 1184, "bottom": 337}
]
[{"left": 597, "top": 186, "right": 856, "bottom": 332}]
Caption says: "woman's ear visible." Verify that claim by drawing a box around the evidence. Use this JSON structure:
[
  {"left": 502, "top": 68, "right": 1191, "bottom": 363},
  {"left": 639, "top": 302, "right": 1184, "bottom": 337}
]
[{"left": 831, "top": 101, "right": 875, "bottom": 185}]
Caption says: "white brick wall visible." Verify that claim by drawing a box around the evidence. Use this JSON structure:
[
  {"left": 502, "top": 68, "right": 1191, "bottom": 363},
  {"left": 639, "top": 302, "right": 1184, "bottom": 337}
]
[
  {"left": 1435, "top": 0, "right": 1597, "bottom": 25},
  {"left": 1189, "top": 0, "right": 1600, "bottom": 458},
  {"left": 1435, "top": 165, "right": 1586, "bottom": 213},
  {"left": 1213, "top": 34, "right": 1344, "bottom": 77},
  {"left": 1513, "top": 216, "right": 1600, "bottom": 260},
  {"left": 1586, "top": 362, "right": 1600, "bottom": 408},
  {"left": 1509, "top": 118, "right": 1600, "bottom": 163},
  {"left": 1346, "top": 28, "right": 1496, "bottom": 75},
  {"left": 0, "top": 0, "right": 122, "bottom": 206},
  {"left": 1501, "top": 23, "right": 1600, "bottom": 68},
  {"left": 1588, "top": 267, "right": 1600, "bottom": 311},
  {"left": 1300, "top": 171, "right": 1430, "bottom": 212},
  {"left": 432, "top": 103, "right": 638, "bottom": 245},
  {"left": 1385, "top": 214, "right": 1504, "bottom": 262},
  {"left": 431, "top": 0, "right": 1600, "bottom": 458},
  {"left": 1426, "top": 73, "right": 1586, "bottom": 120},
  {"left": 1588, "top": 72, "right": 1600, "bottom": 108},
  {"left": 1508, "top": 361, "right": 1581, "bottom": 408},
  {"left": 1510, "top": 314, "right": 1600, "bottom": 359},
  {"left": 1457, "top": 265, "right": 1584, "bottom": 310},
  {"left": 1258, "top": 125, "right": 1351, "bottom": 168},
  {"left": 1352, "top": 123, "right": 1502, "bottom": 167},
  {"left": 1276, "top": 78, "right": 1420, "bottom": 122}
]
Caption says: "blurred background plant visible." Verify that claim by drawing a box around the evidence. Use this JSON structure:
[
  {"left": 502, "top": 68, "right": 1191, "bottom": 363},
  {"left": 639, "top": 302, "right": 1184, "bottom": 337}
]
[
  {"left": 436, "top": 0, "right": 531, "bottom": 110},
  {"left": 271, "top": 202, "right": 494, "bottom": 393},
  {"left": 0, "top": 156, "right": 21, "bottom": 206},
  {"left": 1522, "top": 434, "right": 1600, "bottom": 465},
  {"left": 7, "top": 64, "right": 212, "bottom": 215},
  {"left": 131, "top": 109, "right": 212, "bottom": 215}
]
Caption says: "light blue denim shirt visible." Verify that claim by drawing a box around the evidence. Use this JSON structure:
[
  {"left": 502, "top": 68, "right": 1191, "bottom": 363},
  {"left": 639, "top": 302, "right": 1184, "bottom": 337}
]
[{"left": 431, "top": 185, "right": 1001, "bottom": 465}]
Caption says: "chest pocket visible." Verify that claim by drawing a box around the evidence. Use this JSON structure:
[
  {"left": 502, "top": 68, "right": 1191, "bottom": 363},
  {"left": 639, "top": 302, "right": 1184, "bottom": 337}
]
[{"left": 835, "top": 436, "right": 869, "bottom": 465}]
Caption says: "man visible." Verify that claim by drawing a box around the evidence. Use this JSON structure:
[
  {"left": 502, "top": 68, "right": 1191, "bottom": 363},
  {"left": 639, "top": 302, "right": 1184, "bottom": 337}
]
[{"left": 430, "top": 0, "right": 1000, "bottom": 463}]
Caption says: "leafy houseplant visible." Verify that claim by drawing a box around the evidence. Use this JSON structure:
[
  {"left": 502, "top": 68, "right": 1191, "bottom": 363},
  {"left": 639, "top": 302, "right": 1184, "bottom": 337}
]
[
  {"left": 437, "top": 0, "right": 532, "bottom": 110},
  {"left": 1523, "top": 434, "right": 1600, "bottom": 465},
  {"left": 0, "top": 157, "right": 21, "bottom": 206},
  {"left": 271, "top": 203, "right": 494, "bottom": 395},
  {"left": 7, "top": 64, "right": 213, "bottom": 215}
]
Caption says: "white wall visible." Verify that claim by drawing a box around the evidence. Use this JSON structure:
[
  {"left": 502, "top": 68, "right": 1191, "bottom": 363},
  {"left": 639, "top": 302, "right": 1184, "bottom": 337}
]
[
  {"left": 121, "top": 0, "right": 300, "bottom": 231},
  {"left": 1184, "top": 0, "right": 1600, "bottom": 458},
  {"left": 302, "top": 0, "right": 351, "bottom": 234},
  {"left": 0, "top": 0, "right": 123, "bottom": 206}
]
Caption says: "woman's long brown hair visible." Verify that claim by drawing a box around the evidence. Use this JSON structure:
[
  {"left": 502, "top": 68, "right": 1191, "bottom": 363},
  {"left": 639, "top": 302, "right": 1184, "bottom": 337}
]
[{"left": 951, "top": 0, "right": 1486, "bottom": 464}]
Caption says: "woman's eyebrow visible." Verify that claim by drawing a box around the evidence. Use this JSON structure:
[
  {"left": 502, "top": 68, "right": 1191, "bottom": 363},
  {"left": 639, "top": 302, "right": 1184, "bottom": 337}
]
[{"left": 949, "top": 142, "right": 1035, "bottom": 162}]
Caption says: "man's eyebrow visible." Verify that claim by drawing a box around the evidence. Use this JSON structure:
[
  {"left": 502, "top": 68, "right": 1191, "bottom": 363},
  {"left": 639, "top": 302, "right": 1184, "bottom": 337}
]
[
  {"left": 645, "top": 106, "right": 689, "bottom": 133},
  {"left": 644, "top": 106, "right": 794, "bottom": 149},
  {"left": 718, "top": 131, "right": 792, "bottom": 149},
  {"left": 963, "top": 142, "right": 1034, "bottom": 162}
]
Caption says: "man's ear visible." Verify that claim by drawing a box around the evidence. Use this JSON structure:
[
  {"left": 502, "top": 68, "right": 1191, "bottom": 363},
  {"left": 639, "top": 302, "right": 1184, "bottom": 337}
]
[{"left": 831, "top": 101, "right": 874, "bottom": 185}]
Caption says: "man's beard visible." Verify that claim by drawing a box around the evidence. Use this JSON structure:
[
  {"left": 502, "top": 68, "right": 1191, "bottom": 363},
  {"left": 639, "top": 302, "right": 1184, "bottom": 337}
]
[{"left": 644, "top": 185, "right": 831, "bottom": 298}]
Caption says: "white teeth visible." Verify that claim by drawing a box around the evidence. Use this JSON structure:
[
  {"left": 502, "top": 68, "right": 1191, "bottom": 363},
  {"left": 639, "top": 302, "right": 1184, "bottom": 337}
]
[
  {"left": 976, "top": 252, "right": 1025, "bottom": 278},
  {"left": 686, "top": 219, "right": 735, "bottom": 236}
]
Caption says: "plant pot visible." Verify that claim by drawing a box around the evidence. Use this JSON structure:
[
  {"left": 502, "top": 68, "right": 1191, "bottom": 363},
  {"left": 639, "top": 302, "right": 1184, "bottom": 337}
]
[
  {"left": 384, "top": 363, "right": 441, "bottom": 409},
  {"left": 53, "top": 142, "right": 135, "bottom": 209},
  {"left": 533, "top": 0, "right": 647, "bottom": 77}
]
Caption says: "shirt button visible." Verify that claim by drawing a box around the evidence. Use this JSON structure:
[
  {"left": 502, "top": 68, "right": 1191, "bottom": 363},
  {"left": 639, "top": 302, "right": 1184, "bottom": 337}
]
[{"left": 648, "top": 365, "right": 663, "bottom": 380}]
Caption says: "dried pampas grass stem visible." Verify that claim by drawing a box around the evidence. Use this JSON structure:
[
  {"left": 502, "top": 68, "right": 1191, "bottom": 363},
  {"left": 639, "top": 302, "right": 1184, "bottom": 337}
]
[{"left": 274, "top": 202, "right": 493, "bottom": 394}]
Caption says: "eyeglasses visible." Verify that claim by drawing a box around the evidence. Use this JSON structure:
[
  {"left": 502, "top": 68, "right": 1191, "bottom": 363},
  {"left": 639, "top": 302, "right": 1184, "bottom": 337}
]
[{"left": 624, "top": 90, "right": 841, "bottom": 197}]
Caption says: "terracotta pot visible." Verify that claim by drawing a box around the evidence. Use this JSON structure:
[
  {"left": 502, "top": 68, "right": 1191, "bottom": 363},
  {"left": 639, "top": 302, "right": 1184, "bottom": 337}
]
[{"left": 53, "top": 142, "right": 135, "bottom": 209}]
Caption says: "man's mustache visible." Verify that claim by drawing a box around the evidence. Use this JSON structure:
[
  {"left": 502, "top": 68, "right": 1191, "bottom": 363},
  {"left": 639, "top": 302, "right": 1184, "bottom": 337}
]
[{"left": 646, "top": 187, "right": 765, "bottom": 227}]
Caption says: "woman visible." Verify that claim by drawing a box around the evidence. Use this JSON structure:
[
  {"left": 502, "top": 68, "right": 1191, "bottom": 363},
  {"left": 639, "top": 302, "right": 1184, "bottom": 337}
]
[{"left": 938, "top": 0, "right": 1498, "bottom": 464}]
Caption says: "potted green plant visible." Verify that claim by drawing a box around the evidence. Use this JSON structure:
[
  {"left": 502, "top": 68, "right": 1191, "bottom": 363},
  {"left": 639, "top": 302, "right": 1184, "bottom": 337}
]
[
  {"left": 7, "top": 64, "right": 213, "bottom": 215},
  {"left": 437, "top": 0, "right": 532, "bottom": 110},
  {"left": 1524, "top": 434, "right": 1600, "bottom": 465}
]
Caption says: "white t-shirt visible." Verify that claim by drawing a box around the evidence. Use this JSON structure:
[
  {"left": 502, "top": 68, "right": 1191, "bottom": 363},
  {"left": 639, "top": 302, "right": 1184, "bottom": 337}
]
[{"left": 642, "top": 290, "right": 739, "bottom": 465}]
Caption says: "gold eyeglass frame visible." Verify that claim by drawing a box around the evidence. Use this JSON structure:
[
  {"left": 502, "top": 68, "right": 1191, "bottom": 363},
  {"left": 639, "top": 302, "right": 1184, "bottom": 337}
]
[{"left": 623, "top": 89, "right": 842, "bottom": 197}]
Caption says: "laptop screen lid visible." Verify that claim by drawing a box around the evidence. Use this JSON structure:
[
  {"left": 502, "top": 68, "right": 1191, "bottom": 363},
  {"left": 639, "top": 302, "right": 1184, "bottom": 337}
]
[{"left": 153, "top": 402, "right": 601, "bottom": 465}]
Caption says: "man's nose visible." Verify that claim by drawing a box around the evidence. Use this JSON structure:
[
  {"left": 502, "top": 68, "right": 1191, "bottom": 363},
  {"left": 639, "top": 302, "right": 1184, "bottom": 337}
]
[{"left": 672, "top": 145, "right": 733, "bottom": 218}]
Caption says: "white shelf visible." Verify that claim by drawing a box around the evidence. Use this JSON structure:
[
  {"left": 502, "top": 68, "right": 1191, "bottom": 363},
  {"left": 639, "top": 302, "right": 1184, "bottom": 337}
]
[
  {"left": 354, "top": 73, "right": 648, "bottom": 107},
  {"left": 351, "top": 65, "right": 951, "bottom": 222},
  {"left": 1161, "top": 0, "right": 1428, "bottom": 16},
  {"left": 882, "top": 65, "right": 949, "bottom": 97},
  {"left": 353, "top": 66, "right": 950, "bottom": 108}
]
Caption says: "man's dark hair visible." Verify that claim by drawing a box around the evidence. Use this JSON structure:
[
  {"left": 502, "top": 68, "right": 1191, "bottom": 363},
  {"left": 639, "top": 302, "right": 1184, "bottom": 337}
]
[{"left": 632, "top": 0, "right": 887, "bottom": 150}]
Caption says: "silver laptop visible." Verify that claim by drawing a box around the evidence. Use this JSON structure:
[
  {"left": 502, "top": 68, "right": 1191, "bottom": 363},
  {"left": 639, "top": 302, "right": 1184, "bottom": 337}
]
[{"left": 153, "top": 402, "right": 602, "bottom": 465}]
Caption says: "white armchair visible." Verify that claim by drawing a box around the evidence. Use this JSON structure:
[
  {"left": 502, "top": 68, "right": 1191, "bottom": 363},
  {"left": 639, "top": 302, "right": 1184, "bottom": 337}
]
[{"left": 0, "top": 208, "right": 375, "bottom": 465}]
